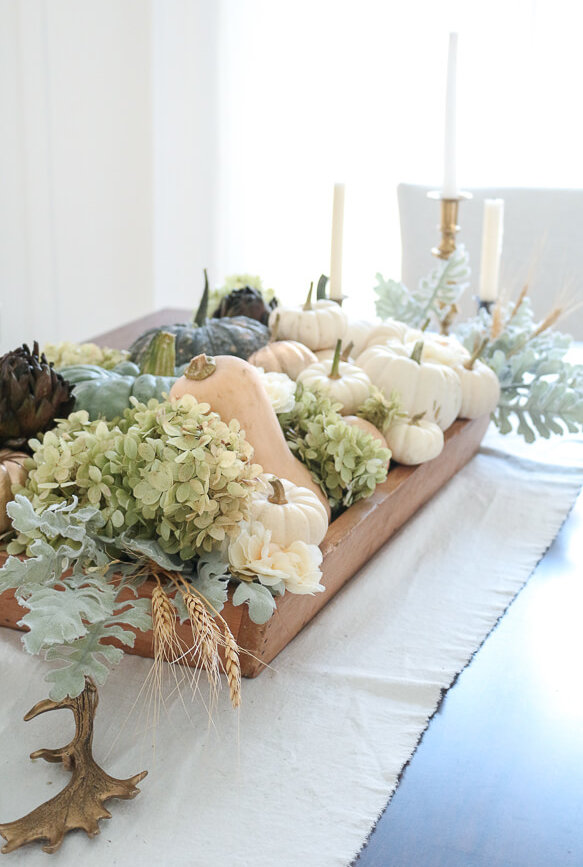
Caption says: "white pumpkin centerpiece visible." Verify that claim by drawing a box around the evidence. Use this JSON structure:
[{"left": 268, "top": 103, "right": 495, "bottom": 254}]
[
  {"left": 383, "top": 416, "right": 444, "bottom": 465},
  {"left": 357, "top": 339, "right": 462, "bottom": 431},
  {"left": 249, "top": 477, "right": 329, "bottom": 547},
  {"left": 455, "top": 357, "right": 501, "bottom": 419},
  {"left": 297, "top": 340, "right": 373, "bottom": 415},
  {"left": 268, "top": 283, "right": 348, "bottom": 352}
]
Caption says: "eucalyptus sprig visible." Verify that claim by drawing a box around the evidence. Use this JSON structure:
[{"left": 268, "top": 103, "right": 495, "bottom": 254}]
[
  {"left": 454, "top": 294, "right": 583, "bottom": 442},
  {"left": 374, "top": 245, "right": 470, "bottom": 330}
]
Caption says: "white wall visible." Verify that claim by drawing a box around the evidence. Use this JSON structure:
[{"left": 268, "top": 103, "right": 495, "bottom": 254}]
[
  {"left": 152, "top": 0, "right": 220, "bottom": 314},
  {"left": 0, "top": 0, "right": 154, "bottom": 353}
]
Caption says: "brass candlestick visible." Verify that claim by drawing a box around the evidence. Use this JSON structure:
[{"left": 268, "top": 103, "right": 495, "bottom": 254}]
[{"left": 427, "top": 191, "right": 472, "bottom": 259}]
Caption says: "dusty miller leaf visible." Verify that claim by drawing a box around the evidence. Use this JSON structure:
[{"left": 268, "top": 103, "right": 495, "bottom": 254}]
[{"left": 231, "top": 581, "right": 277, "bottom": 624}]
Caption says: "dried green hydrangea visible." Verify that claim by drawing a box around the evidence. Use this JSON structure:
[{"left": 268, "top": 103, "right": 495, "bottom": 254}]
[
  {"left": 356, "top": 386, "right": 404, "bottom": 431},
  {"left": 43, "top": 341, "right": 130, "bottom": 370},
  {"left": 278, "top": 384, "right": 390, "bottom": 513},
  {"left": 113, "top": 396, "right": 261, "bottom": 558},
  {"left": 11, "top": 396, "right": 261, "bottom": 560}
]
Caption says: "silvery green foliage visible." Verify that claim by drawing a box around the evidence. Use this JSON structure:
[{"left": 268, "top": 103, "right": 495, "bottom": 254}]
[
  {"left": 188, "top": 550, "right": 232, "bottom": 616},
  {"left": 232, "top": 581, "right": 278, "bottom": 624},
  {"left": 374, "top": 245, "right": 471, "bottom": 328},
  {"left": 454, "top": 298, "right": 583, "bottom": 442},
  {"left": 0, "top": 496, "right": 151, "bottom": 700}
]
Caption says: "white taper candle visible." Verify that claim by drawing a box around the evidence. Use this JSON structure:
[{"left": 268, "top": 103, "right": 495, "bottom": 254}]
[
  {"left": 329, "top": 183, "right": 345, "bottom": 301},
  {"left": 443, "top": 32, "right": 458, "bottom": 199},
  {"left": 479, "top": 199, "right": 504, "bottom": 302}
]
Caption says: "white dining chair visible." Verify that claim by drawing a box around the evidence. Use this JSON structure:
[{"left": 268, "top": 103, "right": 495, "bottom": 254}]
[{"left": 397, "top": 183, "right": 583, "bottom": 339}]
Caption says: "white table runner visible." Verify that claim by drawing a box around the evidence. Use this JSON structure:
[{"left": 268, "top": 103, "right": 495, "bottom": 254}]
[{"left": 1, "top": 426, "right": 582, "bottom": 866}]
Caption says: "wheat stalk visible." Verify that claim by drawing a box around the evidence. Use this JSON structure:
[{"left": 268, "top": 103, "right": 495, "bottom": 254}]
[
  {"left": 152, "top": 583, "right": 181, "bottom": 664},
  {"left": 222, "top": 626, "right": 242, "bottom": 709}
]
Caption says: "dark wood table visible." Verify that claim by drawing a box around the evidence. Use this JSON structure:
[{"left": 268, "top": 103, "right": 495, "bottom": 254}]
[{"left": 96, "top": 309, "right": 583, "bottom": 867}]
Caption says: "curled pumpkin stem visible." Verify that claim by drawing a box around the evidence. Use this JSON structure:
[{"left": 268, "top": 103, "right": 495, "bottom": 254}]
[{"left": 267, "top": 477, "right": 288, "bottom": 505}]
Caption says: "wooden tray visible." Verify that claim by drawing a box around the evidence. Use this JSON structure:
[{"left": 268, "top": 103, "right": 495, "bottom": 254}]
[{"left": 0, "top": 415, "right": 489, "bottom": 677}]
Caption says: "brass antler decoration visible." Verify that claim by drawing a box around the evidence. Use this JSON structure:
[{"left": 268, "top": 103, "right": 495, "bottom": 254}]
[{"left": 0, "top": 678, "right": 147, "bottom": 854}]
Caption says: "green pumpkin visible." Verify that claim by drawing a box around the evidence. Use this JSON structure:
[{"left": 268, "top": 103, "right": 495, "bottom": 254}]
[
  {"left": 128, "top": 271, "right": 270, "bottom": 367},
  {"left": 59, "top": 333, "right": 177, "bottom": 420},
  {"left": 60, "top": 371, "right": 175, "bottom": 420}
]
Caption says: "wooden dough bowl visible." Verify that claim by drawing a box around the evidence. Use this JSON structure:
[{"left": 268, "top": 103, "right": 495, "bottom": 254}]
[{"left": 0, "top": 415, "right": 489, "bottom": 678}]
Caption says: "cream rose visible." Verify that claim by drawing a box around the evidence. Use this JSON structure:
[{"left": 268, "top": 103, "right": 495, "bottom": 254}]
[
  {"left": 228, "top": 522, "right": 324, "bottom": 595},
  {"left": 255, "top": 368, "right": 296, "bottom": 414}
]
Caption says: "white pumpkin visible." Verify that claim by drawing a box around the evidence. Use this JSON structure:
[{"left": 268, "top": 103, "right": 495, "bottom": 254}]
[
  {"left": 297, "top": 343, "right": 373, "bottom": 415},
  {"left": 357, "top": 319, "right": 413, "bottom": 356},
  {"left": 314, "top": 341, "right": 354, "bottom": 364},
  {"left": 250, "top": 477, "right": 329, "bottom": 546},
  {"left": 410, "top": 333, "right": 471, "bottom": 367},
  {"left": 248, "top": 340, "right": 318, "bottom": 380},
  {"left": 455, "top": 359, "right": 501, "bottom": 419},
  {"left": 357, "top": 342, "right": 462, "bottom": 430},
  {"left": 344, "top": 319, "right": 377, "bottom": 358},
  {"left": 268, "top": 286, "right": 347, "bottom": 352},
  {"left": 383, "top": 418, "right": 444, "bottom": 465}
]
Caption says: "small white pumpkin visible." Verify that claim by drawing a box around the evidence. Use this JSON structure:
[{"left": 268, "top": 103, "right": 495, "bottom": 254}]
[
  {"left": 314, "top": 341, "right": 354, "bottom": 364},
  {"left": 297, "top": 341, "right": 373, "bottom": 415},
  {"left": 410, "top": 333, "right": 471, "bottom": 367},
  {"left": 268, "top": 284, "right": 347, "bottom": 352},
  {"left": 356, "top": 319, "right": 412, "bottom": 356},
  {"left": 383, "top": 417, "right": 444, "bottom": 465},
  {"left": 456, "top": 359, "right": 501, "bottom": 419},
  {"left": 250, "top": 477, "right": 329, "bottom": 546},
  {"left": 344, "top": 319, "right": 377, "bottom": 358},
  {"left": 357, "top": 340, "right": 462, "bottom": 430}
]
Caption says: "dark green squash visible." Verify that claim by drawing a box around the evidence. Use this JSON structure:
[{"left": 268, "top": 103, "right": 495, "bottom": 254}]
[{"left": 128, "top": 271, "right": 271, "bottom": 367}]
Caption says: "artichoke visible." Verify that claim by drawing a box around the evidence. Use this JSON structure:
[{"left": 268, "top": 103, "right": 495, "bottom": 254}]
[
  {"left": 0, "top": 342, "right": 75, "bottom": 448},
  {"left": 212, "top": 285, "right": 278, "bottom": 325}
]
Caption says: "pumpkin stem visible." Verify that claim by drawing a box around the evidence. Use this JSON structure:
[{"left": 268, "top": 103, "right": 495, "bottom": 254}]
[
  {"left": 329, "top": 339, "right": 343, "bottom": 379},
  {"left": 410, "top": 411, "right": 426, "bottom": 425},
  {"left": 303, "top": 282, "right": 314, "bottom": 311},
  {"left": 341, "top": 341, "right": 353, "bottom": 362},
  {"left": 193, "top": 269, "right": 209, "bottom": 326},
  {"left": 410, "top": 340, "right": 424, "bottom": 365},
  {"left": 140, "top": 331, "right": 176, "bottom": 376},
  {"left": 464, "top": 337, "right": 488, "bottom": 370},
  {"left": 184, "top": 354, "right": 217, "bottom": 380},
  {"left": 267, "top": 478, "right": 288, "bottom": 505},
  {"left": 316, "top": 274, "right": 328, "bottom": 300},
  {"left": 420, "top": 317, "right": 431, "bottom": 332},
  {"left": 270, "top": 313, "right": 281, "bottom": 343}
]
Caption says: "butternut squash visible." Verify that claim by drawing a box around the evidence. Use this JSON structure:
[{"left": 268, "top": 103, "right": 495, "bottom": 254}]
[{"left": 169, "top": 354, "right": 331, "bottom": 518}]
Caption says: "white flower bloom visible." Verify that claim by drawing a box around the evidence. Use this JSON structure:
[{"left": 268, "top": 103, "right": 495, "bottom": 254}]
[
  {"left": 255, "top": 368, "right": 296, "bottom": 414},
  {"left": 228, "top": 521, "right": 324, "bottom": 595}
]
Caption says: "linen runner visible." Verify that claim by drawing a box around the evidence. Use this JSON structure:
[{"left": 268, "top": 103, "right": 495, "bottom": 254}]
[{"left": 0, "top": 426, "right": 581, "bottom": 866}]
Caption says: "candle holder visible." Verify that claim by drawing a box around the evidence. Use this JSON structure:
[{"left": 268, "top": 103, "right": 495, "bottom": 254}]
[
  {"left": 477, "top": 299, "right": 494, "bottom": 315},
  {"left": 427, "top": 191, "right": 472, "bottom": 260}
]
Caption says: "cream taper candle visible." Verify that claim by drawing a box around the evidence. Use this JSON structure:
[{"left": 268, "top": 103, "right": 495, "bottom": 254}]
[
  {"left": 443, "top": 32, "right": 458, "bottom": 199},
  {"left": 479, "top": 199, "right": 504, "bottom": 302},
  {"left": 329, "top": 183, "right": 345, "bottom": 301}
]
